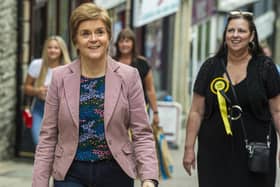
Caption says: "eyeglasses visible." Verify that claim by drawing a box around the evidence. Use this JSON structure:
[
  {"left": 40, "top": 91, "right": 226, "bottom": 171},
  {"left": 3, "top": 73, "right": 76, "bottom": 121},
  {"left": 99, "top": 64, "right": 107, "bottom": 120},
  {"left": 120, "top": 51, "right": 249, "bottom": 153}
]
[{"left": 229, "top": 10, "right": 254, "bottom": 18}]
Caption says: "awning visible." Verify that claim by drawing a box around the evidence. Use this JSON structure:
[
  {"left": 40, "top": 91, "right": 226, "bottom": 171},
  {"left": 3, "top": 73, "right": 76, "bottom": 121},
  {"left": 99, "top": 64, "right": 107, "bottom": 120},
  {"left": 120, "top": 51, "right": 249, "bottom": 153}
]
[
  {"left": 94, "top": 0, "right": 126, "bottom": 9},
  {"left": 217, "top": 0, "right": 259, "bottom": 12},
  {"left": 133, "top": 0, "right": 181, "bottom": 27}
]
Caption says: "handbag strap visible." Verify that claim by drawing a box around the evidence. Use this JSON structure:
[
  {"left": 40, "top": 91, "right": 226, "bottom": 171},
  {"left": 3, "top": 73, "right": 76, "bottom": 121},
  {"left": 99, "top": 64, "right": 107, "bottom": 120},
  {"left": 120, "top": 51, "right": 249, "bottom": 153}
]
[{"left": 220, "top": 59, "right": 271, "bottom": 148}]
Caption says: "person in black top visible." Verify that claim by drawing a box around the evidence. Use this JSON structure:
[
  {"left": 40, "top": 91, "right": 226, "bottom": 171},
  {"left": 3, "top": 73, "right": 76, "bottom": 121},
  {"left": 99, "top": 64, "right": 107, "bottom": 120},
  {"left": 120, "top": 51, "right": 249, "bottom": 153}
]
[
  {"left": 183, "top": 10, "right": 280, "bottom": 187},
  {"left": 114, "top": 28, "right": 159, "bottom": 125}
]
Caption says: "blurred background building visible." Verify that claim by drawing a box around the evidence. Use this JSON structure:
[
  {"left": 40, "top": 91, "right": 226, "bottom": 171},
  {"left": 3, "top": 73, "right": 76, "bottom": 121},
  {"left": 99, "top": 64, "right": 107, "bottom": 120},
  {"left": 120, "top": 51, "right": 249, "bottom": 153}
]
[{"left": 0, "top": 0, "right": 279, "bottom": 159}]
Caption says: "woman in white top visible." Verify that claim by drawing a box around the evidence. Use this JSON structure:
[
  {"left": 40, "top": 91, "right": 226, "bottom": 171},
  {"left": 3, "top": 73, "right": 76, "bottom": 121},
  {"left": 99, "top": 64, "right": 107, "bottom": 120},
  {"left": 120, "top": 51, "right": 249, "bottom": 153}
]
[{"left": 24, "top": 36, "right": 71, "bottom": 145}]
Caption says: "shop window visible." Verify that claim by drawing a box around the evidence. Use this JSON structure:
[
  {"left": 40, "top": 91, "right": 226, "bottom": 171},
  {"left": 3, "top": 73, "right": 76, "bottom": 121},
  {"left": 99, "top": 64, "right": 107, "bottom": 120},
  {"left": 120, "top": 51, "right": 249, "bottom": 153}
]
[
  {"left": 205, "top": 20, "right": 211, "bottom": 58},
  {"left": 142, "top": 16, "right": 174, "bottom": 94},
  {"left": 58, "top": 1, "right": 70, "bottom": 47},
  {"left": 197, "top": 25, "right": 202, "bottom": 61},
  {"left": 144, "top": 20, "right": 163, "bottom": 91},
  {"left": 254, "top": 0, "right": 265, "bottom": 16},
  {"left": 31, "top": 3, "right": 47, "bottom": 58},
  {"left": 47, "top": 0, "right": 57, "bottom": 36}
]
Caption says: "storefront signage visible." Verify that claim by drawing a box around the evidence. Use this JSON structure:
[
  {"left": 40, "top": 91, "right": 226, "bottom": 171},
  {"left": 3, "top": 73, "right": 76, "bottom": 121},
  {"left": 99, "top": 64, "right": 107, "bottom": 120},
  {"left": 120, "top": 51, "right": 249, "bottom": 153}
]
[
  {"left": 94, "top": 0, "right": 125, "bottom": 9},
  {"left": 133, "top": 0, "right": 180, "bottom": 27},
  {"left": 192, "top": 0, "right": 215, "bottom": 25},
  {"left": 217, "top": 0, "right": 259, "bottom": 12}
]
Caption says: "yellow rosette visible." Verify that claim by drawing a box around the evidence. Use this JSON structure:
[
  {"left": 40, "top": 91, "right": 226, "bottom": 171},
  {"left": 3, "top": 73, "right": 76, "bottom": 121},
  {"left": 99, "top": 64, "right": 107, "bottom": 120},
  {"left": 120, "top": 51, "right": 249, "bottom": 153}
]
[{"left": 210, "top": 77, "right": 232, "bottom": 136}]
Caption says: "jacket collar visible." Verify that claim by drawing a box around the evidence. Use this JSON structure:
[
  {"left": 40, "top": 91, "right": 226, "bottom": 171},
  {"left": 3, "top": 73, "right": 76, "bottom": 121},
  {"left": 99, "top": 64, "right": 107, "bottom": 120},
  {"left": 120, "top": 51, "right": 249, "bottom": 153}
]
[{"left": 63, "top": 57, "right": 122, "bottom": 128}]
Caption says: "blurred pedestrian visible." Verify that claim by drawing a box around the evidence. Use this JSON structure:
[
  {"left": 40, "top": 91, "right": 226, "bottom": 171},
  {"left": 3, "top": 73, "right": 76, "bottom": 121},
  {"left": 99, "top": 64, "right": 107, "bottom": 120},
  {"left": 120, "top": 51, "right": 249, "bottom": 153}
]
[
  {"left": 32, "top": 3, "right": 158, "bottom": 187},
  {"left": 260, "top": 40, "right": 272, "bottom": 57},
  {"left": 23, "top": 35, "right": 71, "bottom": 145},
  {"left": 183, "top": 10, "right": 280, "bottom": 187},
  {"left": 260, "top": 40, "right": 280, "bottom": 73},
  {"left": 114, "top": 28, "right": 159, "bottom": 126}
]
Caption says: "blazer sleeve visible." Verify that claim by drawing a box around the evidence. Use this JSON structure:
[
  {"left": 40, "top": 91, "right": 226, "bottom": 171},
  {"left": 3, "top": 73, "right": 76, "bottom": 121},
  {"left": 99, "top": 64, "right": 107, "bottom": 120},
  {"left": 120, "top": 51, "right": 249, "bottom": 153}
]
[
  {"left": 32, "top": 69, "right": 60, "bottom": 187},
  {"left": 128, "top": 68, "right": 159, "bottom": 181}
]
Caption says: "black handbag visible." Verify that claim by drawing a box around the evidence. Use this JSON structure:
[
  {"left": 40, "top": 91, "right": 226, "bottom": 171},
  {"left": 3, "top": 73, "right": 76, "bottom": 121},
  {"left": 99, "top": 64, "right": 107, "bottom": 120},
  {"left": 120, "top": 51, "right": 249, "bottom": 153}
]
[
  {"left": 221, "top": 59, "right": 271, "bottom": 174},
  {"left": 247, "top": 141, "right": 270, "bottom": 173}
]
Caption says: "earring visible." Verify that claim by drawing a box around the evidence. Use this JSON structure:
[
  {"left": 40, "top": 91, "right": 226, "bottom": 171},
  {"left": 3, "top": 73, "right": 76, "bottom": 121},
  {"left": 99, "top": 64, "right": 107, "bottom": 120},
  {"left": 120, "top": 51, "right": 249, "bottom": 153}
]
[{"left": 249, "top": 41, "right": 255, "bottom": 51}]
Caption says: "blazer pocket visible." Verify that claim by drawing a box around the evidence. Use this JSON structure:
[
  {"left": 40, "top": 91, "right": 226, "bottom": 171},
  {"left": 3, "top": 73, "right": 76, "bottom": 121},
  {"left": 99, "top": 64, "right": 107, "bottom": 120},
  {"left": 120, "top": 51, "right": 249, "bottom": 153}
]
[
  {"left": 52, "top": 146, "right": 64, "bottom": 179},
  {"left": 122, "top": 142, "right": 133, "bottom": 154},
  {"left": 122, "top": 142, "right": 137, "bottom": 176},
  {"left": 54, "top": 145, "right": 63, "bottom": 157}
]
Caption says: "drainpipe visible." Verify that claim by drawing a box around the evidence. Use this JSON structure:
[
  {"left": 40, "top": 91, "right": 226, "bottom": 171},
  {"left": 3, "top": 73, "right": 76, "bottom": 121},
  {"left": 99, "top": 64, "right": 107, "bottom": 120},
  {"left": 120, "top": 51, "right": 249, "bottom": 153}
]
[{"left": 15, "top": 0, "right": 23, "bottom": 157}]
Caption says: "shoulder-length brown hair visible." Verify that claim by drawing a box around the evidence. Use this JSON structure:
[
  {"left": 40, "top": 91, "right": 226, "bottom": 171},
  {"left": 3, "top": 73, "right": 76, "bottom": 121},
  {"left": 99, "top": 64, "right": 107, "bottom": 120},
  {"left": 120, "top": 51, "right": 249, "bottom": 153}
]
[{"left": 114, "top": 28, "right": 138, "bottom": 61}]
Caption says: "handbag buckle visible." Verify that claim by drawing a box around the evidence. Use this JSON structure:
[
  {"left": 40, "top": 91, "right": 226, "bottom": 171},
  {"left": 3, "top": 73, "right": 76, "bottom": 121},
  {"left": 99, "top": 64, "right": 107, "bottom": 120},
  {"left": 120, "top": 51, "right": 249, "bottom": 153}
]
[{"left": 246, "top": 144, "right": 254, "bottom": 157}]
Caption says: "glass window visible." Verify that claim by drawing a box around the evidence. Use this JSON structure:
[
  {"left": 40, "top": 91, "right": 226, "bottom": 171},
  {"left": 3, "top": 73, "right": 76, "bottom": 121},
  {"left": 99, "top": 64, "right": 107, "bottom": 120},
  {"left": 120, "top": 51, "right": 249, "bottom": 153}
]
[
  {"left": 32, "top": 5, "right": 47, "bottom": 58},
  {"left": 206, "top": 20, "right": 211, "bottom": 58},
  {"left": 58, "top": 1, "right": 70, "bottom": 44},
  {"left": 197, "top": 25, "right": 202, "bottom": 61},
  {"left": 47, "top": 0, "right": 57, "bottom": 36},
  {"left": 254, "top": 0, "right": 265, "bottom": 17},
  {"left": 144, "top": 20, "right": 163, "bottom": 91},
  {"left": 267, "top": 0, "right": 273, "bottom": 11}
]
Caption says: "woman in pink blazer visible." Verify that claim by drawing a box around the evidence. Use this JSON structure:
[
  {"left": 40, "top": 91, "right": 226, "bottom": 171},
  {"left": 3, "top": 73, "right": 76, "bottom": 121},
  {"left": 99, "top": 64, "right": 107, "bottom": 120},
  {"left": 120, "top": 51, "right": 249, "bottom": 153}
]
[{"left": 32, "top": 3, "right": 159, "bottom": 187}]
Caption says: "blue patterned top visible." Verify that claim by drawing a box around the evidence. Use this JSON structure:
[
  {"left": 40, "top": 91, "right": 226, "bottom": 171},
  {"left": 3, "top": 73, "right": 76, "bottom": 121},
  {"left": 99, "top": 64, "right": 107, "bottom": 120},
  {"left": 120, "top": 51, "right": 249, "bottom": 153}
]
[{"left": 75, "top": 75, "right": 113, "bottom": 162}]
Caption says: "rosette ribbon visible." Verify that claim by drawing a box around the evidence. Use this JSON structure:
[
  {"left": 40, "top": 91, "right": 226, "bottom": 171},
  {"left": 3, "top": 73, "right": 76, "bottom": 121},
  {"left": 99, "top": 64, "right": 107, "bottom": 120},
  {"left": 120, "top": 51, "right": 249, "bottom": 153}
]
[{"left": 210, "top": 77, "right": 232, "bottom": 135}]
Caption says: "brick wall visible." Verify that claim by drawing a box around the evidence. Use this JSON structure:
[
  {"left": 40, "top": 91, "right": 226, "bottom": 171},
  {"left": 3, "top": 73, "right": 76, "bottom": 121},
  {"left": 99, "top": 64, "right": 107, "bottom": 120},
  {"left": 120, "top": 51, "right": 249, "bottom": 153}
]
[{"left": 0, "top": 0, "right": 18, "bottom": 159}]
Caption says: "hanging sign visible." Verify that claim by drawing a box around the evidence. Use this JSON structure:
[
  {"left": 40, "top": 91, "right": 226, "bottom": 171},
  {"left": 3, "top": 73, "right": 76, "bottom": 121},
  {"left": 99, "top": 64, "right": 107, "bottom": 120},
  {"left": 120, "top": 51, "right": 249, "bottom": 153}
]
[
  {"left": 94, "top": 0, "right": 126, "bottom": 9},
  {"left": 133, "top": 0, "right": 180, "bottom": 27}
]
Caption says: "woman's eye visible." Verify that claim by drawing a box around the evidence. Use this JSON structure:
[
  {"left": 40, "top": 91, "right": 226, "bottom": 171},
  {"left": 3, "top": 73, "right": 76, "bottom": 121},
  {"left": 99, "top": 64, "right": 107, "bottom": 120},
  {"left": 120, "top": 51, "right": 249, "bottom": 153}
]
[
  {"left": 80, "top": 31, "right": 91, "bottom": 37},
  {"left": 238, "top": 29, "right": 246, "bottom": 33},
  {"left": 95, "top": 30, "right": 105, "bottom": 36}
]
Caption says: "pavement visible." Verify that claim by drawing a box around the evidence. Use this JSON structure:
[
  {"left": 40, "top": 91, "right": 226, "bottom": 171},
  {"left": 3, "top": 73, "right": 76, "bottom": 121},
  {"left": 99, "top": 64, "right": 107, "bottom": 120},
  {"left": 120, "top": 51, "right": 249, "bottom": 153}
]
[
  {"left": 0, "top": 128, "right": 280, "bottom": 187},
  {"left": 0, "top": 158, "right": 34, "bottom": 187},
  {"left": 0, "top": 128, "right": 193, "bottom": 187}
]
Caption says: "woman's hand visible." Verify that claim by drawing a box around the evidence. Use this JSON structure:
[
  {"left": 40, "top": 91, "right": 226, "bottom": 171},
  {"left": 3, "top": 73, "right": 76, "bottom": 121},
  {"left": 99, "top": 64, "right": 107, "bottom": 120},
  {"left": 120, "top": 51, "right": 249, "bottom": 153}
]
[
  {"left": 152, "top": 113, "right": 159, "bottom": 126},
  {"left": 37, "top": 86, "right": 48, "bottom": 100},
  {"left": 183, "top": 147, "right": 196, "bottom": 176},
  {"left": 142, "top": 180, "right": 157, "bottom": 187}
]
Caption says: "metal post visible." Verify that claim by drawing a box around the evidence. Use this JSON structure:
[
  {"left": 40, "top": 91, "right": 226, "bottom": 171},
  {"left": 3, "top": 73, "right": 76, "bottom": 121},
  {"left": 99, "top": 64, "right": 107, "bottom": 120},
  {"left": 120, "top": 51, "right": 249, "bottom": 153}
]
[{"left": 15, "top": 0, "right": 23, "bottom": 157}]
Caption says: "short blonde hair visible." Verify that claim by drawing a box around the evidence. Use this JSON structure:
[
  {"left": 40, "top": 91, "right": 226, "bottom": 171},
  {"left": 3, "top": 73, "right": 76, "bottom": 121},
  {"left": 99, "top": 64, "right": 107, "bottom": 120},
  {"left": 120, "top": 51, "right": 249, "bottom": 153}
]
[{"left": 70, "top": 3, "right": 112, "bottom": 45}]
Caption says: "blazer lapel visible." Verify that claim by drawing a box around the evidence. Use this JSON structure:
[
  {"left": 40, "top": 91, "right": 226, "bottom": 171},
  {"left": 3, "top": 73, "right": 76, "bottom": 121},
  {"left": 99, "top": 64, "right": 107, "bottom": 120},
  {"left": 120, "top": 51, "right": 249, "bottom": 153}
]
[
  {"left": 64, "top": 60, "right": 81, "bottom": 127},
  {"left": 104, "top": 57, "right": 122, "bottom": 128}
]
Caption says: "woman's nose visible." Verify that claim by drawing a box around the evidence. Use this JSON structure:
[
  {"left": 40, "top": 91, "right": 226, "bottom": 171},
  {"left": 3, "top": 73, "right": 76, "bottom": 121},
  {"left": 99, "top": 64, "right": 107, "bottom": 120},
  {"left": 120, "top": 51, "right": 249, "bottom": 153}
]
[
  {"left": 233, "top": 30, "right": 239, "bottom": 37},
  {"left": 89, "top": 33, "right": 97, "bottom": 41}
]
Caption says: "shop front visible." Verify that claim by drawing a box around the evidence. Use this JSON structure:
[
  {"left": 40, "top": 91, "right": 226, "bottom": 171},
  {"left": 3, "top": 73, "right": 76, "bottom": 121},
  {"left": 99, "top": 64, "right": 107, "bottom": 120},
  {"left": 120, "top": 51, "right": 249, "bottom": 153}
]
[
  {"left": 190, "top": 0, "right": 216, "bottom": 93},
  {"left": 133, "top": 0, "right": 180, "bottom": 96},
  {"left": 95, "top": 0, "right": 128, "bottom": 55}
]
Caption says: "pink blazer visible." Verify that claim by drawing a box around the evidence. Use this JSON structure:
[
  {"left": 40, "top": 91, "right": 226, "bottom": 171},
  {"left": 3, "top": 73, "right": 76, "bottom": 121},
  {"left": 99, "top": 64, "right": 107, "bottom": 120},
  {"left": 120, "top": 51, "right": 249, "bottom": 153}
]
[{"left": 32, "top": 57, "right": 159, "bottom": 187}]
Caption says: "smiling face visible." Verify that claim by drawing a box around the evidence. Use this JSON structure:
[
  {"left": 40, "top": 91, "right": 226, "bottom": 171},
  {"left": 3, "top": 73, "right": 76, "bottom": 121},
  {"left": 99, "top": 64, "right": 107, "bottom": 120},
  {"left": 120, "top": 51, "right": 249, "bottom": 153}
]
[
  {"left": 225, "top": 18, "right": 254, "bottom": 53},
  {"left": 117, "top": 38, "right": 134, "bottom": 56},
  {"left": 75, "top": 19, "right": 110, "bottom": 62},
  {"left": 47, "top": 39, "right": 62, "bottom": 61}
]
